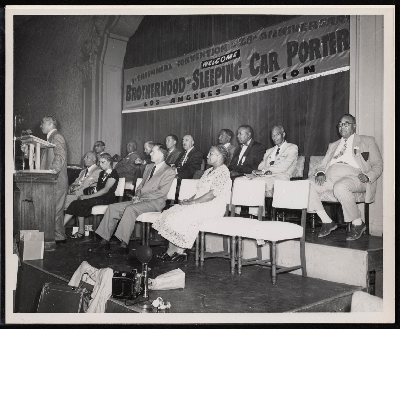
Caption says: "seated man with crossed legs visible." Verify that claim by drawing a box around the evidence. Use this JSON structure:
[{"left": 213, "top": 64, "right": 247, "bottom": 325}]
[{"left": 307, "top": 114, "right": 383, "bottom": 241}]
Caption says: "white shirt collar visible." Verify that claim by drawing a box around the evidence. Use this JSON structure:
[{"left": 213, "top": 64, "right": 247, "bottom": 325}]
[
  {"left": 243, "top": 138, "right": 252, "bottom": 147},
  {"left": 223, "top": 143, "right": 230, "bottom": 148},
  {"left": 154, "top": 161, "right": 165, "bottom": 173},
  {"left": 87, "top": 164, "right": 96, "bottom": 173},
  {"left": 276, "top": 140, "right": 287, "bottom": 152},
  {"left": 185, "top": 146, "right": 194, "bottom": 153},
  {"left": 341, "top": 134, "right": 354, "bottom": 146},
  {"left": 47, "top": 129, "right": 56, "bottom": 140}
]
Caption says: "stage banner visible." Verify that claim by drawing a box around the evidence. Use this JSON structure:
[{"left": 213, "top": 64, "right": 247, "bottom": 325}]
[{"left": 123, "top": 15, "right": 350, "bottom": 113}]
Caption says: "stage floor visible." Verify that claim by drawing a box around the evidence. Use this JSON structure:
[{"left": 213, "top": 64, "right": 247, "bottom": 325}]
[{"left": 16, "top": 232, "right": 367, "bottom": 313}]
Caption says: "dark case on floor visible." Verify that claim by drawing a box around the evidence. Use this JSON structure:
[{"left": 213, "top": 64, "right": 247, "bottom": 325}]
[{"left": 37, "top": 282, "right": 90, "bottom": 313}]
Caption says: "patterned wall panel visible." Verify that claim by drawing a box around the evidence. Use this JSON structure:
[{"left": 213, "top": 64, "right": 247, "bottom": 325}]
[{"left": 14, "top": 15, "right": 95, "bottom": 164}]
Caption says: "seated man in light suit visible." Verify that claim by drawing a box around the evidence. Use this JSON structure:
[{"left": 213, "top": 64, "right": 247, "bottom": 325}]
[
  {"left": 308, "top": 114, "right": 383, "bottom": 241},
  {"left": 251, "top": 126, "right": 298, "bottom": 195},
  {"left": 64, "top": 151, "right": 101, "bottom": 209},
  {"left": 89, "top": 144, "right": 176, "bottom": 257}
]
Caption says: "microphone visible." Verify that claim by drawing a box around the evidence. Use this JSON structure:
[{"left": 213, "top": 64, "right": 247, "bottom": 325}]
[{"left": 136, "top": 245, "right": 153, "bottom": 264}]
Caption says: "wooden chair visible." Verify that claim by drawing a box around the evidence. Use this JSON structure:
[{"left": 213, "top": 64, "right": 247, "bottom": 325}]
[
  {"left": 273, "top": 155, "right": 306, "bottom": 221},
  {"left": 122, "top": 169, "right": 140, "bottom": 200},
  {"left": 236, "top": 180, "right": 310, "bottom": 284},
  {"left": 177, "top": 178, "right": 198, "bottom": 201},
  {"left": 90, "top": 177, "right": 125, "bottom": 241},
  {"left": 308, "top": 156, "right": 370, "bottom": 234},
  {"left": 197, "top": 180, "right": 309, "bottom": 284},
  {"left": 250, "top": 155, "right": 306, "bottom": 220},
  {"left": 196, "top": 178, "right": 264, "bottom": 273}
]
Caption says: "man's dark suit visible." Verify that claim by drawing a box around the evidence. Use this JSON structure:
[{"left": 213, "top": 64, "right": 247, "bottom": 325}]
[
  {"left": 175, "top": 147, "right": 203, "bottom": 179},
  {"left": 114, "top": 151, "right": 141, "bottom": 182},
  {"left": 40, "top": 129, "right": 68, "bottom": 241},
  {"left": 165, "top": 148, "right": 181, "bottom": 166},
  {"left": 229, "top": 139, "right": 266, "bottom": 175}
]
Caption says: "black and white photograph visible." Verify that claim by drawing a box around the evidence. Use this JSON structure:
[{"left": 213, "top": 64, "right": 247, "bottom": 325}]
[{"left": 3, "top": 5, "right": 395, "bottom": 324}]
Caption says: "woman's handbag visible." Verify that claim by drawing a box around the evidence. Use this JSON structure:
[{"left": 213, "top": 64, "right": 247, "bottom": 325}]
[{"left": 83, "top": 186, "right": 96, "bottom": 195}]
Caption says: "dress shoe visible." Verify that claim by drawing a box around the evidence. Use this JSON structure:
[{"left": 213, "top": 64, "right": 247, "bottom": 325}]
[
  {"left": 156, "top": 251, "right": 172, "bottom": 261},
  {"left": 88, "top": 242, "right": 110, "bottom": 253},
  {"left": 108, "top": 246, "right": 129, "bottom": 258},
  {"left": 170, "top": 251, "right": 188, "bottom": 262},
  {"left": 346, "top": 221, "right": 366, "bottom": 241},
  {"left": 318, "top": 222, "right": 338, "bottom": 238},
  {"left": 69, "top": 231, "right": 85, "bottom": 240}
]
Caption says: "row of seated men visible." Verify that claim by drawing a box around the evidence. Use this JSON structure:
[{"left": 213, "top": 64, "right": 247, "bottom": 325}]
[{"left": 65, "top": 113, "right": 382, "bottom": 252}]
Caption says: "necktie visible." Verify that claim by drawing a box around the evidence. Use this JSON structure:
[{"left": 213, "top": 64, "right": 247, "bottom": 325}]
[
  {"left": 179, "top": 151, "right": 188, "bottom": 167},
  {"left": 333, "top": 139, "right": 347, "bottom": 159},
  {"left": 237, "top": 144, "right": 247, "bottom": 165},
  {"left": 147, "top": 165, "right": 156, "bottom": 182},
  {"left": 83, "top": 168, "right": 89, "bottom": 178},
  {"left": 270, "top": 147, "right": 280, "bottom": 166}
]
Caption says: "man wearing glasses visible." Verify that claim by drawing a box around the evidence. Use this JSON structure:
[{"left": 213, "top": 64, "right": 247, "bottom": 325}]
[
  {"left": 93, "top": 141, "right": 106, "bottom": 163},
  {"left": 307, "top": 114, "right": 383, "bottom": 241}
]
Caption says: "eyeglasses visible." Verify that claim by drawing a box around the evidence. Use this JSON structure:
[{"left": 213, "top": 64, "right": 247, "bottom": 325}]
[{"left": 337, "top": 122, "right": 355, "bottom": 128}]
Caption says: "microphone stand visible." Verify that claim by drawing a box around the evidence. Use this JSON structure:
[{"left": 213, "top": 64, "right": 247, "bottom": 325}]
[
  {"left": 132, "top": 245, "right": 154, "bottom": 312},
  {"left": 139, "top": 261, "right": 153, "bottom": 312}
]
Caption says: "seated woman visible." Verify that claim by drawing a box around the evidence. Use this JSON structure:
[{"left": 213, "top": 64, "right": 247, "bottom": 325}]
[
  {"left": 153, "top": 145, "right": 231, "bottom": 261},
  {"left": 64, "top": 153, "right": 119, "bottom": 239}
]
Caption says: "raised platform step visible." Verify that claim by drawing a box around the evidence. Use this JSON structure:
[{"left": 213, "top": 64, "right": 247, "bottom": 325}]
[
  {"left": 205, "top": 228, "right": 383, "bottom": 294},
  {"left": 14, "top": 242, "right": 362, "bottom": 314}
]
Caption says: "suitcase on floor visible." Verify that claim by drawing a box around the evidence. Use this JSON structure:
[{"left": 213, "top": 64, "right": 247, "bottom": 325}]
[{"left": 37, "top": 282, "right": 91, "bottom": 313}]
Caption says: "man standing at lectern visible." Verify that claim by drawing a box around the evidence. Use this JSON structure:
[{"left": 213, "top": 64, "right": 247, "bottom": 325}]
[{"left": 40, "top": 115, "right": 68, "bottom": 243}]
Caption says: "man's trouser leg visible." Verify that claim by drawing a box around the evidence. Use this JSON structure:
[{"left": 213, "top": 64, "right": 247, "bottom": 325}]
[
  {"left": 333, "top": 177, "right": 367, "bottom": 222},
  {"left": 64, "top": 194, "right": 78, "bottom": 210},
  {"left": 55, "top": 188, "right": 67, "bottom": 241},
  {"left": 114, "top": 201, "right": 159, "bottom": 245},
  {"left": 95, "top": 201, "right": 132, "bottom": 241},
  {"left": 307, "top": 177, "right": 334, "bottom": 213}
]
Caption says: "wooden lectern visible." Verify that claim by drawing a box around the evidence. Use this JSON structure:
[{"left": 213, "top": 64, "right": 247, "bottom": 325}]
[{"left": 14, "top": 136, "right": 57, "bottom": 251}]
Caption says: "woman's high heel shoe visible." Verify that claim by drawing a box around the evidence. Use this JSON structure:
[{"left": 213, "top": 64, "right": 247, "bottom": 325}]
[
  {"left": 69, "top": 231, "right": 85, "bottom": 240},
  {"left": 156, "top": 251, "right": 172, "bottom": 261},
  {"left": 170, "top": 251, "right": 188, "bottom": 262}
]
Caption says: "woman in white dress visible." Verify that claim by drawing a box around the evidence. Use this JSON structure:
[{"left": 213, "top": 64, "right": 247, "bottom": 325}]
[{"left": 153, "top": 145, "right": 231, "bottom": 261}]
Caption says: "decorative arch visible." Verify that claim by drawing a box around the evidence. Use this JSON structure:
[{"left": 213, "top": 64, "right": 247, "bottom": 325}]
[{"left": 80, "top": 15, "right": 143, "bottom": 157}]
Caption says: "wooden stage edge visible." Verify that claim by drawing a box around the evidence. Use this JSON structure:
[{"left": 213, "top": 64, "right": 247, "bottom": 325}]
[{"left": 15, "top": 242, "right": 367, "bottom": 314}]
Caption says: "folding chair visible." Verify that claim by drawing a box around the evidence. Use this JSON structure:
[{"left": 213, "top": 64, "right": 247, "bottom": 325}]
[
  {"left": 196, "top": 178, "right": 264, "bottom": 273},
  {"left": 236, "top": 180, "right": 310, "bottom": 284}
]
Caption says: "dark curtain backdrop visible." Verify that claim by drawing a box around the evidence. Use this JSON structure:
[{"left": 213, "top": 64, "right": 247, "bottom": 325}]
[{"left": 122, "top": 15, "right": 349, "bottom": 160}]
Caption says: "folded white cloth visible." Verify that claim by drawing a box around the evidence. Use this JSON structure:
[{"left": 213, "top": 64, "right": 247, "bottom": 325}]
[
  {"left": 148, "top": 268, "right": 185, "bottom": 291},
  {"left": 68, "top": 261, "right": 113, "bottom": 313},
  {"left": 351, "top": 291, "right": 383, "bottom": 312}
]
